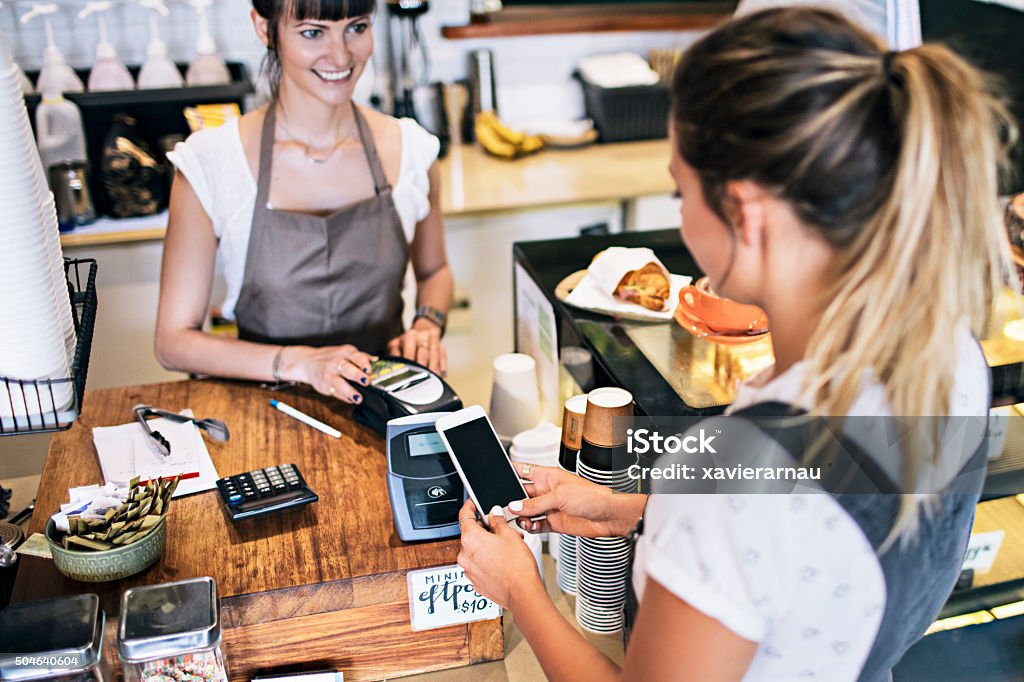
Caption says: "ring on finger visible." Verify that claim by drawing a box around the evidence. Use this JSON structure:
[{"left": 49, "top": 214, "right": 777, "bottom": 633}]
[
  {"left": 459, "top": 516, "right": 476, "bottom": 524},
  {"left": 337, "top": 362, "right": 345, "bottom": 376},
  {"left": 521, "top": 463, "right": 533, "bottom": 477}
]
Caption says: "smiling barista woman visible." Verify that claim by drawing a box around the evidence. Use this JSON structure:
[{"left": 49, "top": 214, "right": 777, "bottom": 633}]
[{"left": 155, "top": 0, "right": 451, "bottom": 404}]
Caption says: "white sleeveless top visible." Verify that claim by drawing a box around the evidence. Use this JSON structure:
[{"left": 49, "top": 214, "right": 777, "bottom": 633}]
[{"left": 167, "top": 115, "right": 440, "bottom": 320}]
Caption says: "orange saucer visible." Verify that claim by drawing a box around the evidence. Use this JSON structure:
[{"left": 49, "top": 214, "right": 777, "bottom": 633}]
[{"left": 674, "top": 300, "right": 771, "bottom": 346}]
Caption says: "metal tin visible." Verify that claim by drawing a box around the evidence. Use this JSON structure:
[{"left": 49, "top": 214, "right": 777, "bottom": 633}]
[
  {"left": 117, "top": 576, "right": 221, "bottom": 663},
  {"left": 0, "top": 593, "right": 104, "bottom": 681},
  {"left": 0, "top": 521, "right": 24, "bottom": 548}
]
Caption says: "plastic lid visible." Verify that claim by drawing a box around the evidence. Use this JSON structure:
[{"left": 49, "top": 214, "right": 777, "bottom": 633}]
[
  {"left": 119, "top": 576, "right": 220, "bottom": 662},
  {"left": 0, "top": 594, "right": 104, "bottom": 680},
  {"left": 511, "top": 421, "right": 561, "bottom": 459}
]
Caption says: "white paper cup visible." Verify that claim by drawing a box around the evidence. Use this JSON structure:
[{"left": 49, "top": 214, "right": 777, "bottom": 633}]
[{"left": 490, "top": 353, "right": 542, "bottom": 442}]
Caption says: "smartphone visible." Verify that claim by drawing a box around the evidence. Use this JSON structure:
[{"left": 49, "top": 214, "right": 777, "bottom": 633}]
[{"left": 435, "top": 405, "right": 531, "bottom": 527}]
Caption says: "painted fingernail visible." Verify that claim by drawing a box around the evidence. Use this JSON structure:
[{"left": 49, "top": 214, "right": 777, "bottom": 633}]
[
  {"left": 509, "top": 500, "right": 523, "bottom": 512},
  {"left": 353, "top": 394, "right": 362, "bottom": 403},
  {"left": 363, "top": 366, "right": 371, "bottom": 374},
  {"left": 489, "top": 505, "right": 503, "bottom": 516},
  {"left": 532, "top": 521, "right": 540, "bottom": 532},
  {"left": 360, "top": 377, "right": 368, "bottom": 385}
]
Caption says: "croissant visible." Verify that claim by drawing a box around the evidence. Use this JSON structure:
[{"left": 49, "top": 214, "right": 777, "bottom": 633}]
[{"left": 614, "top": 262, "right": 670, "bottom": 311}]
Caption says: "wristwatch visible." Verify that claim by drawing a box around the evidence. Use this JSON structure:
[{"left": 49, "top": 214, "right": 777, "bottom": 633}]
[{"left": 414, "top": 305, "right": 447, "bottom": 333}]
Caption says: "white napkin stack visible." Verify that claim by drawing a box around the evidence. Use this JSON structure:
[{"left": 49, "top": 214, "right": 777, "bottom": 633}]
[
  {"left": 0, "top": 31, "right": 76, "bottom": 428},
  {"left": 578, "top": 52, "right": 661, "bottom": 89}
]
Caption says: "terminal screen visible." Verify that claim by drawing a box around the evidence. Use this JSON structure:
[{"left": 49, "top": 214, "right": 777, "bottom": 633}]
[{"left": 408, "top": 431, "right": 446, "bottom": 458}]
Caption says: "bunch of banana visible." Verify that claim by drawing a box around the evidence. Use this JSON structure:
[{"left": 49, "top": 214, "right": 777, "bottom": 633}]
[{"left": 475, "top": 110, "right": 544, "bottom": 160}]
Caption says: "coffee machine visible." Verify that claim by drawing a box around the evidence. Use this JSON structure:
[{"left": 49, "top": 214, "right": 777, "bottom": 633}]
[{"left": 384, "top": 0, "right": 429, "bottom": 121}]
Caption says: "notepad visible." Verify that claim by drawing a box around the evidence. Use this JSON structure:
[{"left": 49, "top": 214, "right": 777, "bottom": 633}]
[{"left": 92, "top": 410, "right": 220, "bottom": 498}]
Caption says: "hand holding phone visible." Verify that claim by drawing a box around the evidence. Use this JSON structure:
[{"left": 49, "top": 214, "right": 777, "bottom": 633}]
[{"left": 435, "top": 405, "right": 531, "bottom": 527}]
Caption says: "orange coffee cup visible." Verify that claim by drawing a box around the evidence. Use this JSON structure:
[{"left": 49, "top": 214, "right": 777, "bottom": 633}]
[{"left": 679, "top": 276, "right": 769, "bottom": 334}]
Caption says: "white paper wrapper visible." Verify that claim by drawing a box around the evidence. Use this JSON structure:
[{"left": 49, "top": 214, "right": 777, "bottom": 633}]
[
  {"left": 565, "top": 273, "right": 691, "bottom": 321},
  {"left": 587, "top": 247, "right": 671, "bottom": 297}
]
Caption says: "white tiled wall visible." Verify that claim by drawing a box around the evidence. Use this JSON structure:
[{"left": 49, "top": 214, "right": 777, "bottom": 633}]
[{"left": 2, "top": 0, "right": 703, "bottom": 121}]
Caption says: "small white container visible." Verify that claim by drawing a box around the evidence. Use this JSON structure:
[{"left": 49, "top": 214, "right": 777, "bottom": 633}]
[{"left": 35, "top": 92, "right": 87, "bottom": 173}]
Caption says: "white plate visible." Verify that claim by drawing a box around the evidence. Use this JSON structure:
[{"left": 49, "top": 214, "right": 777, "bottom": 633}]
[{"left": 557, "top": 270, "right": 692, "bottom": 322}]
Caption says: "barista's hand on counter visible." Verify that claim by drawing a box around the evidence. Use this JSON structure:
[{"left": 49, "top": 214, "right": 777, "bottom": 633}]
[
  {"left": 457, "top": 500, "right": 545, "bottom": 611},
  {"left": 280, "top": 345, "right": 375, "bottom": 404},
  {"left": 387, "top": 319, "right": 447, "bottom": 377},
  {"left": 509, "top": 463, "right": 648, "bottom": 538}
]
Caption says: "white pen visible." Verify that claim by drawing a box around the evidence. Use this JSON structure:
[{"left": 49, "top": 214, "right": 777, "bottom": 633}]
[{"left": 269, "top": 399, "right": 341, "bottom": 439}]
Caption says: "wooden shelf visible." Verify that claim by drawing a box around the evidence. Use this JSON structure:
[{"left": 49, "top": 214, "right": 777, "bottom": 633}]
[{"left": 441, "top": 3, "right": 734, "bottom": 39}]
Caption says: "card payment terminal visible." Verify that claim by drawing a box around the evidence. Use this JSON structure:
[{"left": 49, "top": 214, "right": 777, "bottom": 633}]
[
  {"left": 351, "top": 357, "right": 462, "bottom": 435},
  {"left": 386, "top": 413, "right": 466, "bottom": 542}
]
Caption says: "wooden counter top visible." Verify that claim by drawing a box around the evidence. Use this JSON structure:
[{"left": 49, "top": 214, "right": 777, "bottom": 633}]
[
  {"left": 58, "top": 140, "right": 674, "bottom": 249},
  {"left": 439, "top": 138, "right": 674, "bottom": 216},
  {"left": 11, "top": 379, "right": 501, "bottom": 680}
]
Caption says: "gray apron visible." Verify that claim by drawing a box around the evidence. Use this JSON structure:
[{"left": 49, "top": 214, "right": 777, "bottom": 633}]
[
  {"left": 624, "top": 399, "right": 988, "bottom": 681},
  {"left": 233, "top": 103, "right": 407, "bottom": 355}
]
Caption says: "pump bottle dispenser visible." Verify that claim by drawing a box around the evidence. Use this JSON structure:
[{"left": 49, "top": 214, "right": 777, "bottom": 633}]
[
  {"left": 185, "top": 0, "right": 230, "bottom": 86},
  {"left": 138, "top": 0, "right": 183, "bottom": 89},
  {"left": 35, "top": 84, "right": 88, "bottom": 177},
  {"left": 20, "top": 4, "right": 84, "bottom": 95},
  {"left": 79, "top": 2, "right": 134, "bottom": 91}
]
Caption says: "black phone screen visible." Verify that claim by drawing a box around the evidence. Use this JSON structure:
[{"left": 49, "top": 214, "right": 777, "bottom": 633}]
[{"left": 443, "top": 417, "right": 527, "bottom": 513}]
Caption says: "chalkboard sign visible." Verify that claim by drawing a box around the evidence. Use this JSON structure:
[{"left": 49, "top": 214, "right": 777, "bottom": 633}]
[{"left": 921, "top": 0, "right": 1024, "bottom": 192}]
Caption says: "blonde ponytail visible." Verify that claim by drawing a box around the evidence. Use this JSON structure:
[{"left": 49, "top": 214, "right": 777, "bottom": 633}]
[
  {"left": 671, "top": 8, "right": 1017, "bottom": 539},
  {"left": 807, "top": 44, "right": 1016, "bottom": 539}
]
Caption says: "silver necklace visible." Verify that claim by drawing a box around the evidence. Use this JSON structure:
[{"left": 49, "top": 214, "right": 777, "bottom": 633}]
[{"left": 276, "top": 107, "right": 357, "bottom": 164}]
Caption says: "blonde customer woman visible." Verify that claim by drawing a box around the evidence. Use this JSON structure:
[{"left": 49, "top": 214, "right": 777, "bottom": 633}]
[{"left": 457, "top": 8, "right": 1016, "bottom": 681}]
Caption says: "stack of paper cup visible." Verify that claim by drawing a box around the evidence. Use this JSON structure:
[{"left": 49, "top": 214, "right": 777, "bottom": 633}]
[
  {"left": 555, "top": 394, "right": 587, "bottom": 595},
  {"left": 510, "top": 420, "right": 560, "bottom": 562},
  {"left": 0, "top": 32, "right": 75, "bottom": 428},
  {"left": 575, "top": 387, "right": 636, "bottom": 634},
  {"left": 489, "top": 353, "right": 541, "bottom": 447}
]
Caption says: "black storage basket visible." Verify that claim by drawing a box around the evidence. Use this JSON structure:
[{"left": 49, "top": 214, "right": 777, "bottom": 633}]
[{"left": 578, "top": 75, "right": 670, "bottom": 143}]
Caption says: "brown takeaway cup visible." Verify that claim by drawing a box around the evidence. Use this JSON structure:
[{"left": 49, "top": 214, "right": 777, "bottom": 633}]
[
  {"left": 559, "top": 393, "right": 588, "bottom": 471},
  {"left": 579, "top": 387, "right": 634, "bottom": 471}
]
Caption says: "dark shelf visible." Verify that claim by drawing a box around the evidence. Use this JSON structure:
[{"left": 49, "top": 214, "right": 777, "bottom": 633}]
[
  {"left": 441, "top": 2, "right": 734, "bottom": 39},
  {"left": 23, "top": 62, "right": 253, "bottom": 218}
]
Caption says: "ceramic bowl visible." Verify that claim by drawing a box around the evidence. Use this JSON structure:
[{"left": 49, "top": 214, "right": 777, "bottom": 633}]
[{"left": 45, "top": 515, "right": 166, "bottom": 582}]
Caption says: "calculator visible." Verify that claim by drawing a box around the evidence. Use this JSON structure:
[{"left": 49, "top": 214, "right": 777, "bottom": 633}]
[{"left": 215, "top": 464, "right": 318, "bottom": 521}]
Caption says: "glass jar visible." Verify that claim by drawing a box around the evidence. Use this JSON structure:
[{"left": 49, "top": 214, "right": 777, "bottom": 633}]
[
  {"left": 117, "top": 576, "right": 228, "bottom": 682},
  {"left": 0, "top": 593, "right": 106, "bottom": 682}
]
